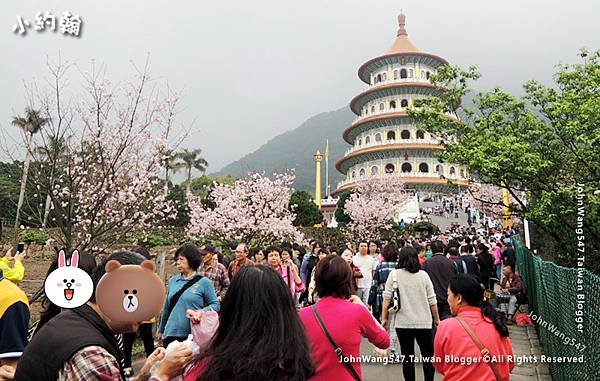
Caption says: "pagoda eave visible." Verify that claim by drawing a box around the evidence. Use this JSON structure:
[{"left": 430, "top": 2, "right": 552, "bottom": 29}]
[
  {"left": 349, "top": 82, "right": 441, "bottom": 115},
  {"left": 332, "top": 176, "right": 471, "bottom": 195},
  {"left": 336, "top": 144, "right": 445, "bottom": 172},
  {"left": 358, "top": 52, "right": 449, "bottom": 84}
]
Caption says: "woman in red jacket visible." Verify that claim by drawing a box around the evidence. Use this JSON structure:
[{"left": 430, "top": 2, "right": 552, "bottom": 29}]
[
  {"left": 434, "top": 274, "right": 515, "bottom": 380},
  {"left": 299, "top": 254, "right": 390, "bottom": 381}
]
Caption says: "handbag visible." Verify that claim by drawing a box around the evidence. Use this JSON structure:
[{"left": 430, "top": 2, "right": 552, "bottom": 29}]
[
  {"left": 312, "top": 305, "right": 361, "bottom": 381},
  {"left": 455, "top": 316, "right": 503, "bottom": 381},
  {"left": 367, "top": 281, "right": 378, "bottom": 306},
  {"left": 388, "top": 270, "right": 401, "bottom": 313},
  {"left": 190, "top": 309, "right": 219, "bottom": 349}
]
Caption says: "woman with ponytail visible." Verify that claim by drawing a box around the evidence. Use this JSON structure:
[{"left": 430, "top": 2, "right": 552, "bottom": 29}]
[{"left": 433, "top": 274, "right": 515, "bottom": 381}]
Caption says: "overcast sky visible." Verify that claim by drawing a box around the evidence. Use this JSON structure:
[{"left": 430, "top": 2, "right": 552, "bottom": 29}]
[{"left": 1, "top": 0, "right": 599, "bottom": 172}]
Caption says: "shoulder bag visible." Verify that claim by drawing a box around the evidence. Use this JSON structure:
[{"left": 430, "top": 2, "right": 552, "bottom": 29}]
[
  {"left": 388, "top": 270, "right": 401, "bottom": 313},
  {"left": 455, "top": 316, "right": 503, "bottom": 381},
  {"left": 312, "top": 305, "right": 361, "bottom": 381},
  {"left": 163, "top": 275, "right": 203, "bottom": 325}
]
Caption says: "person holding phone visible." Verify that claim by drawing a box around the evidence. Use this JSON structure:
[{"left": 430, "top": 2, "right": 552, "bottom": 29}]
[{"left": 0, "top": 244, "right": 27, "bottom": 283}]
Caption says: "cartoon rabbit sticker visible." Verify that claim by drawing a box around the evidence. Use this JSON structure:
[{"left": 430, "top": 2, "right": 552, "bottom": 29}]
[{"left": 44, "top": 249, "right": 94, "bottom": 308}]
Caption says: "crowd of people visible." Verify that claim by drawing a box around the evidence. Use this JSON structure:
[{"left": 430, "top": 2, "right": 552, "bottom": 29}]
[{"left": 0, "top": 220, "right": 525, "bottom": 380}]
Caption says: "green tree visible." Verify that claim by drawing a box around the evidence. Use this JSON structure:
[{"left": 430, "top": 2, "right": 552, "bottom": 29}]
[
  {"left": 409, "top": 49, "right": 600, "bottom": 272},
  {"left": 334, "top": 190, "right": 352, "bottom": 226},
  {"left": 178, "top": 148, "right": 208, "bottom": 192},
  {"left": 166, "top": 184, "right": 191, "bottom": 226},
  {"left": 289, "top": 190, "right": 323, "bottom": 227},
  {"left": 11, "top": 107, "right": 49, "bottom": 228}
]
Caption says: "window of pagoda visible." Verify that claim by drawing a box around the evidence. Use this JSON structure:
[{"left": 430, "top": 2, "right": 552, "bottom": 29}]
[
  {"left": 401, "top": 163, "right": 412, "bottom": 172},
  {"left": 400, "top": 69, "right": 407, "bottom": 79},
  {"left": 416, "top": 130, "right": 425, "bottom": 139},
  {"left": 379, "top": 103, "right": 385, "bottom": 111},
  {"left": 382, "top": 72, "right": 387, "bottom": 81},
  {"left": 390, "top": 100, "right": 396, "bottom": 109},
  {"left": 401, "top": 99, "right": 408, "bottom": 108},
  {"left": 365, "top": 136, "right": 371, "bottom": 144},
  {"left": 371, "top": 105, "right": 375, "bottom": 113},
  {"left": 393, "top": 70, "right": 399, "bottom": 80},
  {"left": 359, "top": 168, "right": 366, "bottom": 176},
  {"left": 408, "top": 69, "right": 414, "bottom": 78},
  {"left": 460, "top": 169, "right": 465, "bottom": 178},
  {"left": 358, "top": 138, "right": 362, "bottom": 146},
  {"left": 375, "top": 133, "right": 382, "bottom": 142},
  {"left": 401, "top": 130, "right": 410, "bottom": 139},
  {"left": 371, "top": 166, "right": 378, "bottom": 175},
  {"left": 421, "top": 71, "right": 426, "bottom": 79},
  {"left": 385, "top": 163, "right": 395, "bottom": 173},
  {"left": 426, "top": 71, "right": 431, "bottom": 80},
  {"left": 419, "top": 163, "right": 429, "bottom": 173},
  {"left": 436, "top": 164, "right": 443, "bottom": 174},
  {"left": 376, "top": 74, "right": 382, "bottom": 83},
  {"left": 450, "top": 166, "right": 456, "bottom": 175},
  {"left": 387, "top": 131, "right": 396, "bottom": 140},
  {"left": 352, "top": 171, "right": 356, "bottom": 178}
]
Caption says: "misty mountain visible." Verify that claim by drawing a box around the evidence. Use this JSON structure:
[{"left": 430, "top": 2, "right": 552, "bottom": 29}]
[{"left": 213, "top": 107, "right": 353, "bottom": 194}]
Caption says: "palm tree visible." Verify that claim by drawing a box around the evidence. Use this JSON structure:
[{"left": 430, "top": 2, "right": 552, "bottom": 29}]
[
  {"left": 177, "top": 148, "right": 208, "bottom": 192},
  {"left": 35, "top": 137, "right": 67, "bottom": 227},
  {"left": 159, "top": 147, "right": 182, "bottom": 194},
  {"left": 11, "top": 107, "right": 49, "bottom": 228}
]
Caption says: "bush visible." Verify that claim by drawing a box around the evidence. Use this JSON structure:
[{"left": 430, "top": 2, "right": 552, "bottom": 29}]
[
  {"left": 289, "top": 190, "right": 323, "bottom": 227},
  {"left": 20, "top": 229, "right": 50, "bottom": 245},
  {"left": 408, "top": 221, "right": 440, "bottom": 238},
  {"left": 334, "top": 191, "right": 352, "bottom": 226},
  {"left": 129, "top": 232, "right": 174, "bottom": 248}
]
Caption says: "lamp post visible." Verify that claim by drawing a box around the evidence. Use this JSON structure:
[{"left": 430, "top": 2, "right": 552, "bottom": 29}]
[{"left": 314, "top": 151, "right": 323, "bottom": 208}]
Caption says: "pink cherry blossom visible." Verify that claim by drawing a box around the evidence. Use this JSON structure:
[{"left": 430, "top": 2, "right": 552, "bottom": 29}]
[{"left": 344, "top": 176, "right": 411, "bottom": 240}]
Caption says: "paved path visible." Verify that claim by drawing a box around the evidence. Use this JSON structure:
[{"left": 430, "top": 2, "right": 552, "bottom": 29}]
[
  {"left": 361, "top": 309, "right": 550, "bottom": 380},
  {"left": 418, "top": 201, "right": 469, "bottom": 232}
]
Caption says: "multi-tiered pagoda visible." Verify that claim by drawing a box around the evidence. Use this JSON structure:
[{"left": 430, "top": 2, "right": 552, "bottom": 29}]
[{"left": 334, "top": 13, "right": 469, "bottom": 196}]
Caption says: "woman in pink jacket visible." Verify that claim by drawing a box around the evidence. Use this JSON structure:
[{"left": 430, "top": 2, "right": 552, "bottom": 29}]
[
  {"left": 267, "top": 246, "right": 304, "bottom": 298},
  {"left": 434, "top": 274, "right": 515, "bottom": 380},
  {"left": 299, "top": 254, "right": 390, "bottom": 381}
]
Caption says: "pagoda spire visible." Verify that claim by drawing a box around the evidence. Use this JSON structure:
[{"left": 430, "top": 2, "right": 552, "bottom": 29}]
[{"left": 397, "top": 13, "right": 408, "bottom": 36}]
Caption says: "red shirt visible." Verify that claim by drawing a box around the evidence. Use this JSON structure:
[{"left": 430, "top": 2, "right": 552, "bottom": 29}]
[
  {"left": 434, "top": 305, "right": 515, "bottom": 380},
  {"left": 299, "top": 297, "right": 390, "bottom": 381}
]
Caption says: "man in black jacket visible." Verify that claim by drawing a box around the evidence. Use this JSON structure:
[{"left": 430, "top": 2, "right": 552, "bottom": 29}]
[
  {"left": 455, "top": 244, "right": 480, "bottom": 277},
  {"left": 15, "top": 251, "right": 192, "bottom": 381},
  {"left": 423, "top": 240, "right": 457, "bottom": 320}
]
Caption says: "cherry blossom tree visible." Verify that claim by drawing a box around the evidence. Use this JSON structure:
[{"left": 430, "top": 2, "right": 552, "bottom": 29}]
[
  {"left": 187, "top": 172, "right": 304, "bottom": 246},
  {"left": 464, "top": 183, "right": 510, "bottom": 217},
  {"left": 343, "top": 176, "right": 411, "bottom": 240},
  {"left": 13, "top": 56, "right": 186, "bottom": 254}
]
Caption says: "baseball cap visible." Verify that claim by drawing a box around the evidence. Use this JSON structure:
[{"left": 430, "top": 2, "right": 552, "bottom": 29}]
[{"left": 200, "top": 245, "right": 216, "bottom": 255}]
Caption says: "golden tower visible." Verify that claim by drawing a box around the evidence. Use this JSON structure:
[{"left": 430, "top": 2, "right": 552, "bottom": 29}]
[{"left": 314, "top": 151, "right": 323, "bottom": 207}]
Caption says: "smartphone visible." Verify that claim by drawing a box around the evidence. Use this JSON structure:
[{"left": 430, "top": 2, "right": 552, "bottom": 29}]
[{"left": 12, "top": 243, "right": 25, "bottom": 255}]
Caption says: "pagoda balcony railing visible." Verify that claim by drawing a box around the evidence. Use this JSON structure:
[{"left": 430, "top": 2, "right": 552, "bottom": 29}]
[
  {"left": 344, "top": 138, "right": 441, "bottom": 156},
  {"left": 369, "top": 77, "right": 431, "bottom": 89},
  {"left": 351, "top": 109, "right": 455, "bottom": 125},
  {"left": 336, "top": 172, "right": 467, "bottom": 189}
]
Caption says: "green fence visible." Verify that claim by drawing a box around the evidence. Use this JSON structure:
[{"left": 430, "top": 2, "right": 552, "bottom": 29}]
[{"left": 514, "top": 238, "right": 599, "bottom": 380}]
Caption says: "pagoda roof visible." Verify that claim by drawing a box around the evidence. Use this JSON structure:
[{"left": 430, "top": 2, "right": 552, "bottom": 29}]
[
  {"left": 386, "top": 13, "right": 420, "bottom": 55},
  {"left": 357, "top": 14, "right": 449, "bottom": 84}
]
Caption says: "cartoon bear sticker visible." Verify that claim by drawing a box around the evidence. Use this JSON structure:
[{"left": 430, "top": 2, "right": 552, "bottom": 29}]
[
  {"left": 44, "top": 250, "right": 94, "bottom": 309},
  {"left": 95, "top": 259, "right": 165, "bottom": 323}
]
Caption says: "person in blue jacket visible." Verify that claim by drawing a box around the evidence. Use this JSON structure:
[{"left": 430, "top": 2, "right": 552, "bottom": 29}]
[{"left": 157, "top": 244, "right": 220, "bottom": 347}]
